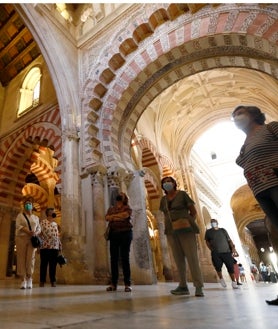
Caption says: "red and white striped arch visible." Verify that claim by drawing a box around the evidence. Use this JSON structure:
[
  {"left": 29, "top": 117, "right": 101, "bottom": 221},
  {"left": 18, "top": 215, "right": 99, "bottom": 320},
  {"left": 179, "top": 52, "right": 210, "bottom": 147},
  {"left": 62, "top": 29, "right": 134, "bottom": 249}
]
[
  {"left": 83, "top": 3, "right": 278, "bottom": 172},
  {"left": 0, "top": 107, "right": 61, "bottom": 208}
]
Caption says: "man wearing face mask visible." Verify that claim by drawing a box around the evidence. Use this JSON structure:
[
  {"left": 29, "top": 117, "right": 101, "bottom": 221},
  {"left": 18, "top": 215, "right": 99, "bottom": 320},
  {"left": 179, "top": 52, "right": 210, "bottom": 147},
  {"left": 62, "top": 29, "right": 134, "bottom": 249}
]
[
  {"left": 15, "top": 196, "right": 41, "bottom": 289},
  {"left": 159, "top": 176, "right": 204, "bottom": 297},
  {"left": 205, "top": 219, "right": 239, "bottom": 289},
  {"left": 232, "top": 105, "right": 278, "bottom": 304},
  {"left": 39, "top": 208, "right": 62, "bottom": 287}
]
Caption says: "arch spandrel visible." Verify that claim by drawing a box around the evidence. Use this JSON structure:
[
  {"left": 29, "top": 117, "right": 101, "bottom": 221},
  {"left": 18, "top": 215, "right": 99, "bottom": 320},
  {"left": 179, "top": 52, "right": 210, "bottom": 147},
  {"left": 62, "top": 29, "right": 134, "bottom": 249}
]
[
  {"left": 230, "top": 185, "right": 265, "bottom": 233},
  {"left": 82, "top": 3, "right": 278, "bottom": 172}
]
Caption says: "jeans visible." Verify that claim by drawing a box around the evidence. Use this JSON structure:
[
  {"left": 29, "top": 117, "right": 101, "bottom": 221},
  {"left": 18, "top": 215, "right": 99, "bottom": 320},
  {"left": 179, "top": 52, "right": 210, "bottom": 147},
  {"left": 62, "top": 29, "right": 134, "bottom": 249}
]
[
  {"left": 40, "top": 249, "right": 59, "bottom": 283},
  {"left": 109, "top": 230, "right": 132, "bottom": 287},
  {"left": 255, "top": 186, "right": 278, "bottom": 230}
]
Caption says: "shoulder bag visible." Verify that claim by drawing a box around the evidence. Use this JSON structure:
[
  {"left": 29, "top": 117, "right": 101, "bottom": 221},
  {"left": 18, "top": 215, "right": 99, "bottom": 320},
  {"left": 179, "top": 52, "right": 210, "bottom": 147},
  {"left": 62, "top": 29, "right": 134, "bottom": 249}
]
[
  {"left": 23, "top": 213, "right": 42, "bottom": 248},
  {"left": 165, "top": 198, "right": 200, "bottom": 234},
  {"left": 104, "top": 223, "right": 111, "bottom": 240}
]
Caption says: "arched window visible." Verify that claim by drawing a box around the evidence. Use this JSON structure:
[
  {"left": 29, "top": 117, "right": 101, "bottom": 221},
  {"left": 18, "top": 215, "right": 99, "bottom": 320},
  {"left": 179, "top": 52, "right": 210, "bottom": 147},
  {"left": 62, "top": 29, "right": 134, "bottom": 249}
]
[{"left": 18, "top": 67, "right": 41, "bottom": 116}]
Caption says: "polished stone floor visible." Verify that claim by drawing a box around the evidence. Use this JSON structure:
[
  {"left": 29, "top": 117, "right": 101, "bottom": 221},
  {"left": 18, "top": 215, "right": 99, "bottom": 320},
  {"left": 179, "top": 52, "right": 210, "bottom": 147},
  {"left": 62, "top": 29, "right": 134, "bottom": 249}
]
[{"left": 0, "top": 279, "right": 277, "bottom": 329}]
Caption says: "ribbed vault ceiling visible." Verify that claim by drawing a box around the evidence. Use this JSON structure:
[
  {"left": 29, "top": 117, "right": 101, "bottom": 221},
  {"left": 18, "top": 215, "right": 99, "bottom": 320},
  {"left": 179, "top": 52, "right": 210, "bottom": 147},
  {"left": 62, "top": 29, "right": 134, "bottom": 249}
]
[{"left": 137, "top": 68, "right": 278, "bottom": 157}]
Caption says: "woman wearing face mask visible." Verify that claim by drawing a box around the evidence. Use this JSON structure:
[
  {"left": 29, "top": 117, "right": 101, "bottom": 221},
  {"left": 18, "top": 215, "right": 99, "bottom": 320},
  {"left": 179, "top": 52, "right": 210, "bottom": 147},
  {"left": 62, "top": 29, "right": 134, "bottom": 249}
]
[
  {"left": 105, "top": 192, "right": 133, "bottom": 292},
  {"left": 232, "top": 105, "right": 278, "bottom": 304},
  {"left": 232, "top": 105, "right": 278, "bottom": 230},
  {"left": 39, "top": 208, "right": 61, "bottom": 287},
  {"left": 15, "top": 196, "right": 41, "bottom": 289},
  {"left": 159, "top": 176, "right": 204, "bottom": 297}
]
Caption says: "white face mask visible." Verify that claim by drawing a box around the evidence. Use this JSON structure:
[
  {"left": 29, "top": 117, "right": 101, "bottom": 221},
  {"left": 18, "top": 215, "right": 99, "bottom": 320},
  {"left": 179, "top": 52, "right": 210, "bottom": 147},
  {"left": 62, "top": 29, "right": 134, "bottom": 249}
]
[
  {"left": 163, "top": 182, "right": 174, "bottom": 192},
  {"left": 211, "top": 222, "right": 218, "bottom": 228},
  {"left": 233, "top": 114, "right": 251, "bottom": 130}
]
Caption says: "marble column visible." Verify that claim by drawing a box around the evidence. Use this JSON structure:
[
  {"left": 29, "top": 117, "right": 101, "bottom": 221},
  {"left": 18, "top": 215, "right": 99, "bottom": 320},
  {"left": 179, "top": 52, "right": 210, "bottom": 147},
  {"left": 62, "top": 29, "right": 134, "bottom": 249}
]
[
  {"left": 59, "top": 130, "right": 93, "bottom": 284},
  {"left": 127, "top": 171, "right": 156, "bottom": 284},
  {"left": 91, "top": 169, "right": 110, "bottom": 283}
]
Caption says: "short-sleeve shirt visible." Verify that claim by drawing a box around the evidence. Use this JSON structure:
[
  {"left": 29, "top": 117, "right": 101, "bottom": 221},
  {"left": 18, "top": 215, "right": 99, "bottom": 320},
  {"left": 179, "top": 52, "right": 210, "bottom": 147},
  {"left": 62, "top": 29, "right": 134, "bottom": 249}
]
[
  {"left": 15, "top": 212, "right": 41, "bottom": 237},
  {"left": 40, "top": 219, "right": 61, "bottom": 250},
  {"left": 106, "top": 204, "right": 132, "bottom": 233},
  {"left": 236, "top": 122, "right": 278, "bottom": 196},
  {"left": 159, "top": 190, "right": 195, "bottom": 235},
  {"left": 205, "top": 228, "right": 231, "bottom": 253}
]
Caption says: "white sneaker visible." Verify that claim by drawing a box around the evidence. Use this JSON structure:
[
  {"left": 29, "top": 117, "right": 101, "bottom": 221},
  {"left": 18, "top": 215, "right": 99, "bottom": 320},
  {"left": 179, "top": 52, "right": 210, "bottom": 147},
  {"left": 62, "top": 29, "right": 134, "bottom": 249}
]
[
  {"left": 220, "top": 278, "right": 227, "bottom": 288},
  {"left": 20, "top": 280, "right": 26, "bottom": 289},
  {"left": 26, "top": 278, "right": 32, "bottom": 289},
  {"left": 232, "top": 281, "right": 239, "bottom": 289}
]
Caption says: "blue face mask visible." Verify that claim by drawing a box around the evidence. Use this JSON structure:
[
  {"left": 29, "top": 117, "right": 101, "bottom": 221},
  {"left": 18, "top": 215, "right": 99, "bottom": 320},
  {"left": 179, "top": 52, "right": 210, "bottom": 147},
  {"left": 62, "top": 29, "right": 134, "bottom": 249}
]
[
  {"left": 24, "top": 203, "right": 33, "bottom": 211},
  {"left": 163, "top": 182, "right": 174, "bottom": 192}
]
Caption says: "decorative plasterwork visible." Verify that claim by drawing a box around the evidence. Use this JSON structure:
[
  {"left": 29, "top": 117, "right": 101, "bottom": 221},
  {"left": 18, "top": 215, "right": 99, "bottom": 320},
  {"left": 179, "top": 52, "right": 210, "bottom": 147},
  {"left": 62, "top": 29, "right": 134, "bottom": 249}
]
[{"left": 81, "top": 3, "right": 278, "bottom": 173}]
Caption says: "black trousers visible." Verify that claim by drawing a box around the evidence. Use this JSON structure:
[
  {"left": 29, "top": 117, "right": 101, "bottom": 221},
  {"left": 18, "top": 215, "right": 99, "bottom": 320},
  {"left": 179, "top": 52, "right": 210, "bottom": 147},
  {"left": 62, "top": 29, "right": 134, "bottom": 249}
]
[
  {"left": 109, "top": 230, "right": 132, "bottom": 287},
  {"left": 40, "top": 249, "right": 59, "bottom": 283}
]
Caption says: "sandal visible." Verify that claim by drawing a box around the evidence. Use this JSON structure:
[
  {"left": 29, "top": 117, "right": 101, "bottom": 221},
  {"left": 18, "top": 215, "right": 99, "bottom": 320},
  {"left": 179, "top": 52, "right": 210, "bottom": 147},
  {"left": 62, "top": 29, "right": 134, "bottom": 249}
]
[
  {"left": 106, "top": 285, "right": 117, "bottom": 292},
  {"left": 125, "top": 286, "right": 132, "bottom": 292}
]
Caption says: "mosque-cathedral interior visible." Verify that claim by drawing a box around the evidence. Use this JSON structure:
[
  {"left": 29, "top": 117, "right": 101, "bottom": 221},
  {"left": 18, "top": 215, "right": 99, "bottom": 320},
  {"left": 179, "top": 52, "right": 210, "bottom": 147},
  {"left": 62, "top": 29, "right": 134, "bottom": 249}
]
[{"left": 0, "top": 5, "right": 278, "bottom": 327}]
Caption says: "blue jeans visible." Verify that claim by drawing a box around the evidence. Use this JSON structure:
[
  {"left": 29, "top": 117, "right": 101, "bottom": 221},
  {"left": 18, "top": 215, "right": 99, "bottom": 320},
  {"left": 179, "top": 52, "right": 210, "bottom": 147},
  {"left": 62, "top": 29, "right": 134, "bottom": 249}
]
[
  {"left": 255, "top": 186, "right": 278, "bottom": 230},
  {"left": 109, "top": 230, "right": 132, "bottom": 287}
]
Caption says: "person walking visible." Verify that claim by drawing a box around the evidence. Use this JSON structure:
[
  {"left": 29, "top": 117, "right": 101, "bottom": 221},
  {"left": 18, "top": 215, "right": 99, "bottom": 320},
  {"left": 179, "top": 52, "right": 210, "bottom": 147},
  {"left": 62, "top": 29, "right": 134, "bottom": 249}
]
[
  {"left": 105, "top": 192, "right": 133, "bottom": 292},
  {"left": 15, "top": 196, "right": 41, "bottom": 289},
  {"left": 232, "top": 105, "right": 278, "bottom": 303},
  {"left": 39, "top": 208, "right": 61, "bottom": 287},
  {"left": 159, "top": 176, "right": 204, "bottom": 297},
  {"left": 205, "top": 219, "right": 239, "bottom": 289}
]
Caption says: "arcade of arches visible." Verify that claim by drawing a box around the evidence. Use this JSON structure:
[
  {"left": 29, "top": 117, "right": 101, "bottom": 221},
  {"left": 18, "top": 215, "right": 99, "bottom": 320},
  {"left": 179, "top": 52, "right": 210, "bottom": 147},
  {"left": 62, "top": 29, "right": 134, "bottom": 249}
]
[{"left": 0, "top": 3, "right": 277, "bottom": 285}]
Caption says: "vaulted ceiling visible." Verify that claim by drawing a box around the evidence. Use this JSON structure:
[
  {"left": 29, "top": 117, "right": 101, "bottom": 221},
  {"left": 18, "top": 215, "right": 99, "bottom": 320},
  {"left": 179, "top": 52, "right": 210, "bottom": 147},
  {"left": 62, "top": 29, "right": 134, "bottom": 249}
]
[
  {"left": 0, "top": 3, "right": 41, "bottom": 87},
  {"left": 1, "top": 3, "right": 276, "bottom": 245}
]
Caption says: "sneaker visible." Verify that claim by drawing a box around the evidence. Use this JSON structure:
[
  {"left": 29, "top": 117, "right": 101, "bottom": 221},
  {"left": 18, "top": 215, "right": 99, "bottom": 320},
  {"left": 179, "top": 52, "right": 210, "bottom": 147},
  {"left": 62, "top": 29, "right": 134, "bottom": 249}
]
[
  {"left": 220, "top": 278, "right": 227, "bottom": 288},
  {"left": 20, "top": 280, "right": 26, "bottom": 289},
  {"left": 232, "top": 281, "right": 239, "bottom": 289},
  {"left": 195, "top": 287, "right": 204, "bottom": 297},
  {"left": 26, "top": 278, "right": 32, "bottom": 289},
  {"left": 170, "top": 286, "right": 190, "bottom": 295},
  {"left": 266, "top": 296, "right": 278, "bottom": 305},
  {"left": 237, "top": 282, "right": 242, "bottom": 286}
]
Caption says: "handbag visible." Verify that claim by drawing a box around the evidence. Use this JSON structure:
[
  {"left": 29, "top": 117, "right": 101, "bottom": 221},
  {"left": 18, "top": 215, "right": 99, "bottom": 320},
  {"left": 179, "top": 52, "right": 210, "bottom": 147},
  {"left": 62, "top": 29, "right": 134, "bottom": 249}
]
[
  {"left": 104, "top": 224, "right": 111, "bottom": 240},
  {"left": 57, "top": 253, "right": 67, "bottom": 267},
  {"left": 23, "top": 213, "right": 42, "bottom": 248},
  {"left": 30, "top": 235, "right": 42, "bottom": 248},
  {"left": 165, "top": 198, "right": 200, "bottom": 234}
]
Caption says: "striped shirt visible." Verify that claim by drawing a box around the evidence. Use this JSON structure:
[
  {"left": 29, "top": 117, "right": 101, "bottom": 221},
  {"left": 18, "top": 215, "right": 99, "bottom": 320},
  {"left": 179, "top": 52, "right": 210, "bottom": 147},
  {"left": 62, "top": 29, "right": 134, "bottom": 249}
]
[{"left": 236, "top": 122, "right": 278, "bottom": 196}]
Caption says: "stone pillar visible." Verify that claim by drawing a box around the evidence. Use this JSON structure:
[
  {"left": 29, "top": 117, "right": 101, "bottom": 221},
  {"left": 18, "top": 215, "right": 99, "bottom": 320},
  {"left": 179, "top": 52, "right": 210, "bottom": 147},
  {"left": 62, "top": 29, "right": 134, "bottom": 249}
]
[
  {"left": 91, "top": 169, "right": 110, "bottom": 283},
  {"left": 59, "top": 130, "right": 93, "bottom": 284},
  {"left": 127, "top": 171, "right": 156, "bottom": 284},
  {"left": 0, "top": 206, "right": 18, "bottom": 279},
  {"left": 180, "top": 155, "right": 217, "bottom": 282},
  {"left": 154, "top": 210, "right": 174, "bottom": 282}
]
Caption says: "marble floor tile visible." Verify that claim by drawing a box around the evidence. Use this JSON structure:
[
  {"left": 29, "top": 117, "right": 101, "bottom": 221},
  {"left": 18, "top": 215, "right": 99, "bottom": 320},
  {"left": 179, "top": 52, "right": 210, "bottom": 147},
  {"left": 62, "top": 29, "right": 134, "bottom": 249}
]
[{"left": 0, "top": 280, "right": 277, "bottom": 329}]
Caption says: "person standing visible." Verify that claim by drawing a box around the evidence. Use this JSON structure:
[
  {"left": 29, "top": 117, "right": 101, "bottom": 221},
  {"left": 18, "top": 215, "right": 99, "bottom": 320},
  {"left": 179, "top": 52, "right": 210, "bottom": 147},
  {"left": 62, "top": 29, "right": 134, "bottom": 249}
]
[
  {"left": 15, "top": 196, "right": 41, "bottom": 289},
  {"left": 105, "top": 192, "right": 133, "bottom": 292},
  {"left": 233, "top": 258, "right": 242, "bottom": 286},
  {"left": 39, "top": 208, "right": 61, "bottom": 287},
  {"left": 205, "top": 219, "right": 239, "bottom": 289},
  {"left": 159, "top": 176, "right": 204, "bottom": 297},
  {"left": 232, "top": 105, "right": 278, "bottom": 303}
]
